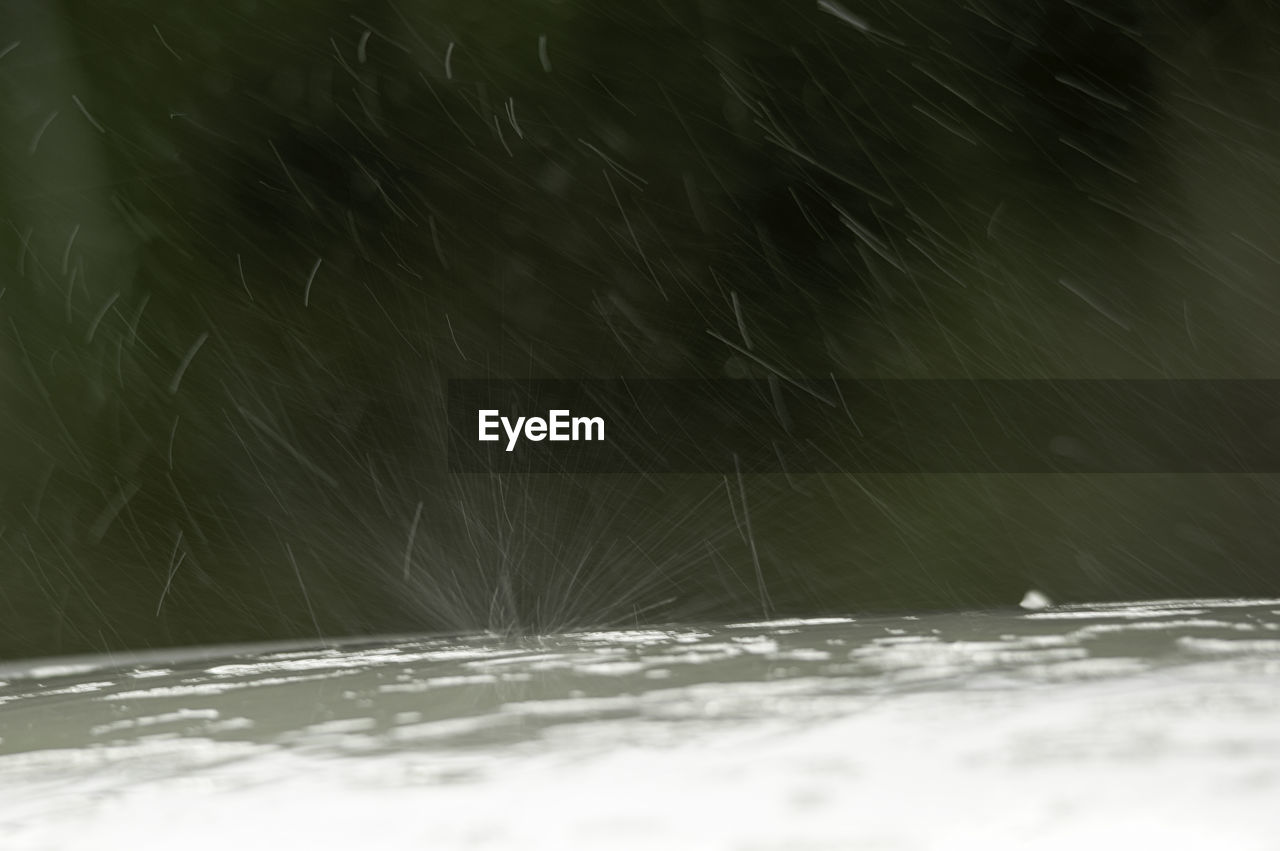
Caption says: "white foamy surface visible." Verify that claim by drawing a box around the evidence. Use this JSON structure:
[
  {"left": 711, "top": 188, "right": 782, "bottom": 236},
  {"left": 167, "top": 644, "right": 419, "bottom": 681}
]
[{"left": 2, "top": 599, "right": 1279, "bottom": 849}]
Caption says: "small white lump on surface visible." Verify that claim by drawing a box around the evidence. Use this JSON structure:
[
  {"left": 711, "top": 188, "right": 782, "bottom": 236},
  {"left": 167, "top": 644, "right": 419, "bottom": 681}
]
[{"left": 1020, "top": 589, "right": 1053, "bottom": 611}]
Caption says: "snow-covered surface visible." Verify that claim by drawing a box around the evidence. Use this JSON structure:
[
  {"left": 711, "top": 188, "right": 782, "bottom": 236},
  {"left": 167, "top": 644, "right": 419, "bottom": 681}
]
[{"left": 2, "top": 599, "right": 1279, "bottom": 849}]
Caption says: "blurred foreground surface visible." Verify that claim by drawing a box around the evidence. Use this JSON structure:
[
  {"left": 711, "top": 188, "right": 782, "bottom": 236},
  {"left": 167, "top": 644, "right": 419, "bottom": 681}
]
[{"left": 2, "top": 597, "right": 1278, "bottom": 850}]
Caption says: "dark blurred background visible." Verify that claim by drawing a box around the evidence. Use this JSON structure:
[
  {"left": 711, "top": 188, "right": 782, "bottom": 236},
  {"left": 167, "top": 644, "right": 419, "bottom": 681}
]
[{"left": 3, "top": 0, "right": 1280, "bottom": 659}]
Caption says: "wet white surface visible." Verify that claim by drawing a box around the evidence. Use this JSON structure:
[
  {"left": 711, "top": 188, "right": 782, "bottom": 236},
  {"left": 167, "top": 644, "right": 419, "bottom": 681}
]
[{"left": 2, "top": 599, "right": 1279, "bottom": 849}]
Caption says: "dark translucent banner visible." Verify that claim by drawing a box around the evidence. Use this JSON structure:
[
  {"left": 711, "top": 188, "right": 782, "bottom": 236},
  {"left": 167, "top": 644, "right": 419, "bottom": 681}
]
[{"left": 447, "top": 380, "right": 1280, "bottom": 474}]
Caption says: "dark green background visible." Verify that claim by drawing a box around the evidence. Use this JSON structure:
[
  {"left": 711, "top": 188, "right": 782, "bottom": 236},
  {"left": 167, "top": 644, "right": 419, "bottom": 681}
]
[{"left": 3, "top": 0, "right": 1280, "bottom": 659}]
